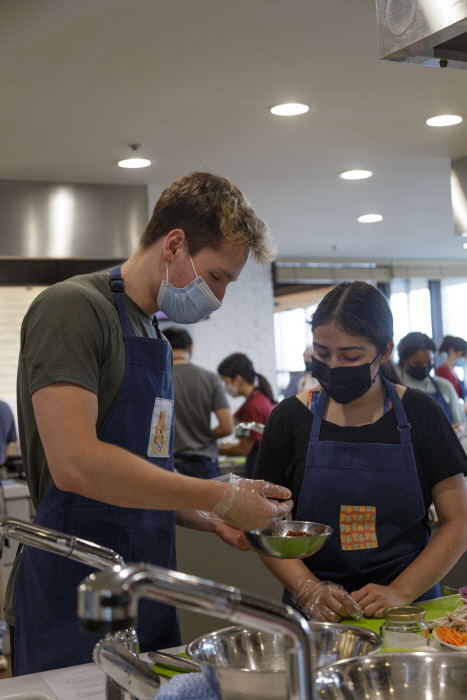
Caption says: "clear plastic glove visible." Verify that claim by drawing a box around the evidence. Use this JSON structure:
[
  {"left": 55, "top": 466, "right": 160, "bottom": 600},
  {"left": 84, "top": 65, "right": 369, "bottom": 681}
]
[
  {"left": 294, "top": 580, "right": 363, "bottom": 623},
  {"left": 199, "top": 475, "right": 293, "bottom": 531}
]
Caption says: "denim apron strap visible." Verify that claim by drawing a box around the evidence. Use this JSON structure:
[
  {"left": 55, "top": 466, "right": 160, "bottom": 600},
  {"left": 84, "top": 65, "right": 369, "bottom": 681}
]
[{"left": 427, "top": 375, "right": 454, "bottom": 424}]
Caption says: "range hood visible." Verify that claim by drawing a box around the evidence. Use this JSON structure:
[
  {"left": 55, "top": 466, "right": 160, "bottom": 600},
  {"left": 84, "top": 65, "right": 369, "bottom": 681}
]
[
  {"left": 376, "top": 0, "right": 467, "bottom": 69},
  {"left": 0, "top": 180, "right": 148, "bottom": 284}
]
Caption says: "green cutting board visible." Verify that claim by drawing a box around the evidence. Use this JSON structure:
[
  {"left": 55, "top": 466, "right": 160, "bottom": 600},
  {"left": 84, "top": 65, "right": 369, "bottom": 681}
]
[
  {"left": 341, "top": 594, "right": 463, "bottom": 636},
  {"left": 151, "top": 652, "right": 197, "bottom": 678}
]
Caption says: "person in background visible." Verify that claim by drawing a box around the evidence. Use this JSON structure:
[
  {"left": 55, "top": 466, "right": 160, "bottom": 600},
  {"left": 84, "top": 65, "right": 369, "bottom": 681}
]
[
  {"left": 163, "top": 327, "right": 233, "bottom": 479},
  {"left": 435, "top": 335, "right": 467, "bottom": 401},
  {"left": 398, "top": 332, "right": 465, "bottom": 425},
  {"left": 0, "top": 400, "right": 17, "bottom": 465},
  {"left": 218, "top": 353, "right": 276, "bottom": 478},
  {"left": 298, "top": 346, "right": 320, "bottom": 393},
  {"left": 283, "top": 347, "right": 318, "bottom": 398},
  {"left": 253, "top": 282, "right": 467, "bottom": 622}
]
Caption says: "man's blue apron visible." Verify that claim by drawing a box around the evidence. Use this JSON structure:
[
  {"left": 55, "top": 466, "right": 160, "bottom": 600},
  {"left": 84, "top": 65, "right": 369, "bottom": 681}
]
[
  {"left": 428, "top": 376, "right": 454, "bottom": 423},
  {"left": 14, "top": 268, "right": 180, "bottom": 675},
  {"left": 284, "top": 377, "right": 440, "bottom": 610}
]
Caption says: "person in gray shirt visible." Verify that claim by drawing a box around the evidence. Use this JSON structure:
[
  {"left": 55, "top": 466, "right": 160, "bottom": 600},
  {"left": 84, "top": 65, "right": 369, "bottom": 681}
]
[{"left": 164, "top": 327, "right": 233, "bottom": 478}]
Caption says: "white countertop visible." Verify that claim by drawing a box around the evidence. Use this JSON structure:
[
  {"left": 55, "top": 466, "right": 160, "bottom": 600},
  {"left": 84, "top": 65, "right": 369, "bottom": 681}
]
[{"left": 0, "top": 647, "right": 185, "bottom": 699}]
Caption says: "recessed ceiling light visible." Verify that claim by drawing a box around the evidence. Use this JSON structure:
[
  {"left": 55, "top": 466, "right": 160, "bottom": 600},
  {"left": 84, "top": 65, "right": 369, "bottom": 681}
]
[
  {"left": 118, "top": 143, "right": 151, "bottom": 168},
  {"left": 357, "top": 214, "right": 383, "bottom": 223},
  {"left": 339, "top": 170, "right": 373, "bottom": 180},
  {"left": 426, "top": 115, "right": 462, "bottom": 127},
  {"left": 270, "top": 103, "right": 309, "bottom": 116}
]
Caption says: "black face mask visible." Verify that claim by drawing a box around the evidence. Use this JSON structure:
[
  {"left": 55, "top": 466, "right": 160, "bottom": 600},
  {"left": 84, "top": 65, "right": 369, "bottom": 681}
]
[
  {"left": 304, "top": 361, "right": 313, "bottom": 372},
  {"left": 311, "top": 353, "right": 380, "bottom": 405},
  {"left": 407, "top": 365, "right": 432, "bottom": 381}
]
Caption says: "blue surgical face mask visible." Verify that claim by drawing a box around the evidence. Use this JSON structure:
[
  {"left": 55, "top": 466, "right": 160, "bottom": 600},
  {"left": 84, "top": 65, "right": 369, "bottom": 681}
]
[
  {"left": 157, "top": 251, "right": 222, "bottom": 324},
  {"left": 455, "top": 358, "right": 466, "bottom": 367}
]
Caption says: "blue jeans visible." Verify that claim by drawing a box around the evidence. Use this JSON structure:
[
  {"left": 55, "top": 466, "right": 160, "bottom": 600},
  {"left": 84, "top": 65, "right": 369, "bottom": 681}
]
[{"left": 175, "top": 455, "right": 221, "bottom": 479}]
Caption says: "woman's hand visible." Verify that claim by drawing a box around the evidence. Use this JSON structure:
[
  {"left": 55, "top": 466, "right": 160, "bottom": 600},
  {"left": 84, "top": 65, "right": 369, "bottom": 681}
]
[
  {"left": 295, "top": 580, "right": 363, "bottom": 623},
  {"left": 351, "top": 583, "right": 409, "bottom": 618},
  {"left": 213, "top": 521, "right": 251, "bottom": 551}
]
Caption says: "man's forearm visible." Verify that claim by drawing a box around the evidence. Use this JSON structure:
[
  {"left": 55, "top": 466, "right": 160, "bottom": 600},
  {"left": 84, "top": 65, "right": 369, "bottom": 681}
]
[{"left": 53, "top": 438, "right": 227, "bottom": 512}]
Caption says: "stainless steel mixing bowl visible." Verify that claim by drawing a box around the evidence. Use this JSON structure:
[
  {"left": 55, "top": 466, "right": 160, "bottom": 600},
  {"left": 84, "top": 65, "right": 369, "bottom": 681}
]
[
  {"left": 314, "top": 651, "right": 467, "bottom": 699},
  {"left": 244, "top": 520, "right": 333, "bottom": 558},
  {"left": 187, "top": 623, "right": 381, "bottom": 700}
]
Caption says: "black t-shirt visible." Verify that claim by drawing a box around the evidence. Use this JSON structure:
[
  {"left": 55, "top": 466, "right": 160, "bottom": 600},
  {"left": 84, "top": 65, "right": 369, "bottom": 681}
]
[{"left": 254, "top": 388, "right": 467, "bottom": 522}]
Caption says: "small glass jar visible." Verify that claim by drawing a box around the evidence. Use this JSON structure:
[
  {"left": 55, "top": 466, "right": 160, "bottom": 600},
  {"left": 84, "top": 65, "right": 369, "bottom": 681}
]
[{"left": 380, "top": 606, "right": 429, "bottom": 650}]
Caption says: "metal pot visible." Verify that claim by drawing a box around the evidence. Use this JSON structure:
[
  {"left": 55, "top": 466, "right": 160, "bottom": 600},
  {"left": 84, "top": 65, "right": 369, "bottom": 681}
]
[
  {"left": 187, "top": 623, "right": 382, "bottom": 700},
  {"left": 314, "top": 651, "right": 467, "bottom": 699}
]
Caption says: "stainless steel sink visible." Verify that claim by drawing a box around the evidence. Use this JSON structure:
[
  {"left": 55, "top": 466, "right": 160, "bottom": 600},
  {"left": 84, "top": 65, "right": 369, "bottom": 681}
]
[{"left": 315, "top": 651, "right": 467, "bottom": 699}]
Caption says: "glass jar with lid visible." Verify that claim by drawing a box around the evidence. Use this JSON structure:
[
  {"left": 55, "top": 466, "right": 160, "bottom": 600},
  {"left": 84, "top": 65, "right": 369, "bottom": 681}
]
[{"left": 381, "top": 606, "right": 429, "bottom": 650}]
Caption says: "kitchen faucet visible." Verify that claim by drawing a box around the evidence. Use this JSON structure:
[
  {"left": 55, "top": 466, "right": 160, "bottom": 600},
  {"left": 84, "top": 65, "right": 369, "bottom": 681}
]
[
  {"left": 78, "top": 562, "right": 314, "bottom": 700},
  {"left": 0, "top": 515, "right": 137, "bottom": 700}
]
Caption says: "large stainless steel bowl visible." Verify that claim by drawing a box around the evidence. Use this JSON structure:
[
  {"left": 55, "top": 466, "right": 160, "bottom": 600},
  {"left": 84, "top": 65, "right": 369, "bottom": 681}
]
[
  {"left": 244, "top": 520, "right": 333, "bottom": 559},
  {"left": 187, "top": 623, "right": 382, "bottom": 700},
  {"left": 315, "top": 651, "right": 467, "bottom": 699}
]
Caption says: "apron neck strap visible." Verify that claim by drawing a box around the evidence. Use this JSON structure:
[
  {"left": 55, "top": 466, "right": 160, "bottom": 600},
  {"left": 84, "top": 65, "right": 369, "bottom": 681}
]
[
  {"left": 109, "top": 267, "right": 131, "bottom": 336},
  {"left": 381, "top": 376, "right": 411, "bottom": 443}
]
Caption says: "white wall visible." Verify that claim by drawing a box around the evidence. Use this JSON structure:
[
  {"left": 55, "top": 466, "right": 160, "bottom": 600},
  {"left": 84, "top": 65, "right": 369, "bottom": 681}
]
[{"left": 0, "top": 287, "right": 47, "bottom": 421}]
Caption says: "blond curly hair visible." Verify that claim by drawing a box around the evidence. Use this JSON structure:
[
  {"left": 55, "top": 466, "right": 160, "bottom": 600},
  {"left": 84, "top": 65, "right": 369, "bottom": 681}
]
[{"left": 140, "top": 171, "right": 274, "bottom": 264}]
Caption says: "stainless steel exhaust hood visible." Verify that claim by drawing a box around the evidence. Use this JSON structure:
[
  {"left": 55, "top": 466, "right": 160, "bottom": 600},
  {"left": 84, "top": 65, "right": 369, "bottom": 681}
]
[
  {"left": 376, "top": 0, "right": 467, "bottom": 69},
  {"left": 0, "top": 180, "right": 148, "bottom": 284}
]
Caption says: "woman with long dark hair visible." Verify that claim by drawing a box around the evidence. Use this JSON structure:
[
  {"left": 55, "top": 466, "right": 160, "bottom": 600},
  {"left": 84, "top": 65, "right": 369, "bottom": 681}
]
[
  {"left": 435, "top": 335, "right": 467, "bottom": 401},
  {"left": 253, "top": 281, "right": 467, "bottom": 622},
  {"left": 218, "top": 353, "right": 276, "bottom": 478}
]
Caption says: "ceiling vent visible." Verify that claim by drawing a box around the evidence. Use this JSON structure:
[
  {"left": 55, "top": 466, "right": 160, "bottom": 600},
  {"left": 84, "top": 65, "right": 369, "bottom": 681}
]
[{"left": 376, "top": 0, "right": 467, "bottom": 69}]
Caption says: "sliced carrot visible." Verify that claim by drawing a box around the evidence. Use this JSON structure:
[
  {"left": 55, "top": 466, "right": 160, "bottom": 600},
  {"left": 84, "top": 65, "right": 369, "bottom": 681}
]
[{"left": 436, "top": 625, "right": 467, "bottom": 646}]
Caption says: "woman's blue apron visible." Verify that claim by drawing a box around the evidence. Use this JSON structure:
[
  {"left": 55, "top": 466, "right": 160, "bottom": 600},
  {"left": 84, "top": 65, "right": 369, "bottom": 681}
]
[
  {"left": 428, "top": 376, "right": 454, "bottom": 423},
  {"left": 14, "top": 268, "right": 180, "bottom": 675},
  {"left": 283, "top": 377, "right": 440, "bottom": 610}
]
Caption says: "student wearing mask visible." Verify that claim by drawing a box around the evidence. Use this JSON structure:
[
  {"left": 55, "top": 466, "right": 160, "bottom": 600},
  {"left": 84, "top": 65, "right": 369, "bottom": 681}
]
[
  {"left": 253, "top": 282, "right": 467, "bottom": 622},
  {"left": 218, "top": 353, "right": 276, "bottom": 478},
  {"left": 435, "top": 335, "right": 467, "bottom": 401},
  {"left": 8, "top": 172, "right": 292, "bottom": 676},
  {"left": 398, "top": 332, "right": 464, "bottom": 425}
]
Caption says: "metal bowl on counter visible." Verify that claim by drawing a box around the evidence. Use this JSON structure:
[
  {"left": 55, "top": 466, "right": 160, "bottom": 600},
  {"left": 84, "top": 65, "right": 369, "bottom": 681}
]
[
  {"left": 244, "top": 520, "right": 333, "bottom": 559},
  {"left": 187, "top": 623, "right": 382, "bottom": 700},
  {"left": 314, "top": 651, "right": 467, "bottom": 699}
]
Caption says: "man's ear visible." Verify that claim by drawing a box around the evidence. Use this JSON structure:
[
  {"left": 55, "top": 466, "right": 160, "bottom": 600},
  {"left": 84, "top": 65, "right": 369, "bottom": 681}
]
[{"left": 161, "top": 229, "right": 186, "bottom": 263}]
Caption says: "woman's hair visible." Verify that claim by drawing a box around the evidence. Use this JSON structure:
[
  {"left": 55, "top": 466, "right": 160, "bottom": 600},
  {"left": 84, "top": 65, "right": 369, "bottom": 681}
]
[
  {"left": 438, "top": 334, "right": 467, "bottom": 355},
  {"left": 217, "top": 353, "right": 276, "bottom": 404},
  {"left": 311, "top": 281, "right": 401, "bottom": 384},
  {"left": 397, "top": 332, "right": 436, "bottom": 367}
]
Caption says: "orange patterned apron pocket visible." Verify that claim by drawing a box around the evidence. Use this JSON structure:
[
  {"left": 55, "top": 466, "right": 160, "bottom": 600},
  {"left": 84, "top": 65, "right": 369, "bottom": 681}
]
[{"left": 340, "top": 505, "right": 378, "bottom": 551}]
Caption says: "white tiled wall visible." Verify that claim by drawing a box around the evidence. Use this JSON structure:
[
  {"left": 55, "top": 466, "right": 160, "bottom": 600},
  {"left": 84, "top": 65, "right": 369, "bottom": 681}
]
[
  {"left": 188, "top": 259, "right": 277, "bottom": 399},
  {"left": 0, "top": 287, "right": 48, "bottom": 421}
]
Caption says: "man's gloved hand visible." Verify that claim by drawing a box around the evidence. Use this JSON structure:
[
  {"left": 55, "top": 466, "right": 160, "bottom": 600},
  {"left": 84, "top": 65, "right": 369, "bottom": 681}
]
[
  {"left": 294, "top": 580, "right": 363, "bottom": 623},
  {"left": 207, "top": 478, "right": 293, "bottom": 531}
]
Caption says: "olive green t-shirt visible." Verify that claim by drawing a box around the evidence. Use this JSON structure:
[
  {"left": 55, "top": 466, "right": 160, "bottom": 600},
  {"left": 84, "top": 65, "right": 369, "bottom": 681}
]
[{"left": 6, "top": 271, "right": 160, "bottom": 625}]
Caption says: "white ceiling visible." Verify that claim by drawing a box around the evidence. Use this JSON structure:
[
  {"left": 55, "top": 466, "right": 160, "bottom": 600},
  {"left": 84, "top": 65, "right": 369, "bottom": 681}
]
[{"left": 2, "top": 0, "right": 467, "bottom": 261}]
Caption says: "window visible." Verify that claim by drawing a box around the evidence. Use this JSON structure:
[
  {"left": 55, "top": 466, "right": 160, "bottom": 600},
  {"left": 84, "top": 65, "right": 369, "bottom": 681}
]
[{"left": 390, "top": 279, "right": 432, "bottom": 359}]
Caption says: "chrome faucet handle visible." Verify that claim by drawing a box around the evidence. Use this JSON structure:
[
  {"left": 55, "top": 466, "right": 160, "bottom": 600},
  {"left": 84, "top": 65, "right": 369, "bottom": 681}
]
[{"left": 93, "top": 639, "right": 160, "bottom": 700}]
